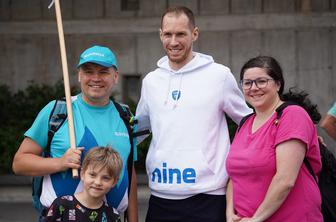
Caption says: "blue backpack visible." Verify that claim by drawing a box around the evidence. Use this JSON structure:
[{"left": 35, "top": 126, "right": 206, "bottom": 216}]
[{"left": 31, "top": 98, "right": 144, "bottom": 212}]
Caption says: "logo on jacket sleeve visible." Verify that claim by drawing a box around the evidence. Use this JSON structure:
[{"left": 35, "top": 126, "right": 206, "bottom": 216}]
[{"left": 152, "top": 162, "right": 196, "bottom": 184}]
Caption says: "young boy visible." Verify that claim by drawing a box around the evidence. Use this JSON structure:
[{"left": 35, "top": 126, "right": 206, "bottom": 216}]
[{"left": 45, "top": 146, "right": 123, "bottom": 222}]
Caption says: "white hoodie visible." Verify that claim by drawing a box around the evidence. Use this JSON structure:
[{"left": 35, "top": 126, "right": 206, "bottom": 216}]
[{"left": 136, "top": 52, "right": 252, "bottom": 199}]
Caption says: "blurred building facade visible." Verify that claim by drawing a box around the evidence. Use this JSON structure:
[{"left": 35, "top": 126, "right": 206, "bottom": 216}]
[{"left": 0, "top": 0, "right": 335, "bottom": 143}]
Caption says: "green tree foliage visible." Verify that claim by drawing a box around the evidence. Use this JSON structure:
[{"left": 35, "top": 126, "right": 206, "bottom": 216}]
[{"left": 0, "top": 81, "right": 78, "bottom": 174}]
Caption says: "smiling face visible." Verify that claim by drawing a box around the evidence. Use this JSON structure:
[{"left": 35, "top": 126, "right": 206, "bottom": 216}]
[
  {"left": 80, "top": 164, "right": 116, "bottom": 201},
  {"left": 160, "top": 13, "right": 198, "bottom": 70},
  {"left": 242, "top": 67, "right": 281, "bottom": 112},
  {"left": 78, "top": 63, "right": 118, "bottom": 106}
]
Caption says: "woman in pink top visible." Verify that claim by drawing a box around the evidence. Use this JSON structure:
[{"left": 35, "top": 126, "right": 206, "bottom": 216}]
[{"left": 226, "top": 56, "right": 323, "bottom": 222}]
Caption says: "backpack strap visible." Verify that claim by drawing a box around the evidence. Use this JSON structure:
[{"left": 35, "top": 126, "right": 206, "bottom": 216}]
[
  {"left": 273, "top": 101, "right": 297, "bottom": 126},
  {"left": 237, "top": 113, "right": 254, "bottom": 132},
  {"left": 304, "top": 156, "right": 318, "bottom": 183},
  {"left": 46, "top": 98, "right": 67, "bottom": 157},
  {"left": 238, "top": 101, "right": 298, "bottom": 131},
  {"left": 32, "top": 98, "right": 68, "bottom": 212},
  {"left": 133, "top": 129, "right": 151, "bottom": 138},
  {"left": 113, "top": 101, "right": 134, "bottom": 222},
  {"left": 49, "top": 99, "right": 135, "bottom": 193},
  {"left": 131, "top": 115, "right": 151, "bottom": 143},
  {"left": 112, "top": 101, "right": 134, "bottom": 193},
  {"left": 274, "top": 101, "right": 320, "bottom": 183},
  {"left": 239, "top": 101, "right": 321, "bottom": 188}
]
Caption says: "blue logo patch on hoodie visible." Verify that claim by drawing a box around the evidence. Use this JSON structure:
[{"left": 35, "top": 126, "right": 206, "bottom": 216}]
[{"left": 172, "top": 90, "right": 181, "bottom": 101}]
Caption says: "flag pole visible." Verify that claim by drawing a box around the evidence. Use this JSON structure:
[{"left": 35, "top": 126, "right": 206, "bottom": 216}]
[{"left": 53, "top": 0, "right": 78, "bottom": 178}]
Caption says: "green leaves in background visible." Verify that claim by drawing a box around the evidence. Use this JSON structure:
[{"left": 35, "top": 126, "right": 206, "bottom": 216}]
[{"left": 0, "top": 81, "right": 78, "bottom": 174}]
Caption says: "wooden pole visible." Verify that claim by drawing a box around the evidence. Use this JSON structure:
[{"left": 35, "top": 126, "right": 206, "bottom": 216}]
[{"left": 54, "top": 0, "right": 78, "bottom": 178}]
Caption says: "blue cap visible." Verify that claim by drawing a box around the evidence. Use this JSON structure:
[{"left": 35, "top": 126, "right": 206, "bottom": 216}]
[{"left": 77, "top": 45, "right": 118, "bottom": 69}]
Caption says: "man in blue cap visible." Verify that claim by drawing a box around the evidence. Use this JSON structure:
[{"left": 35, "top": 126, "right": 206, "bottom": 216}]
[{"left": 12, "top": 45, "right": 138, "bottom": 222}]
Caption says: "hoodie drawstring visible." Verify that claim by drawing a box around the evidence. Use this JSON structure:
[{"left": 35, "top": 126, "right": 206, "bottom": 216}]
[
  {"left": 164, "top": 72, "right": 183, "bottom": 109},
  {"left": 164, "top": 73, "right": 173, "bottom": 106}
]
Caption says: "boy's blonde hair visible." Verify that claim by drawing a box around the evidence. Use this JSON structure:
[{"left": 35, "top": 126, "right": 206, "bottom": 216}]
[{"left": 81, "top": 146, "right": 123, "bottom": 180}]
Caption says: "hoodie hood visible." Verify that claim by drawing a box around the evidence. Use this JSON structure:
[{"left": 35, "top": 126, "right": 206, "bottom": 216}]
[
  {"left": 157, "top": 52, "right": 214, "bottom": 74},
  {"left": 156, "top": 52, "right": 214, "bottom": 109}
]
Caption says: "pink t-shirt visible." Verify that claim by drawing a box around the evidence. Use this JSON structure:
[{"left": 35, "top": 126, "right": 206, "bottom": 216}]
[{"left": 226, "top": 105, "right": 322, "bottom": 222}]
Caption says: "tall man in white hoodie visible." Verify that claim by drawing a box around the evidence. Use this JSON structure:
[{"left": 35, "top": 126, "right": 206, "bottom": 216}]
[{"left": 136, "top": 6, "right": 252, "bottom": 222}]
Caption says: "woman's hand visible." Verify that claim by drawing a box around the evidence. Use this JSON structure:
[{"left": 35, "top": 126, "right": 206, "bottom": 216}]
[
  {"left": 239, "top": 217, "right": 259, "bottom": 222},
  {"left": 231, "top": 214, "right": 242, "bottom": 222},
  {"left": 226, "top": 179, "right": 241, "bottom": 222}
]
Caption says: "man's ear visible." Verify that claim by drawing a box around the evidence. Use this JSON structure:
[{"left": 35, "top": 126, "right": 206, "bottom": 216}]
[
  {"left": 113, "top": 71, "right": 119, "bottom": 84},
  {"left": 159, "top": 28, "right": 163, "bottom": 42},
  {"left": 77, "top": 68, "right": 82, "bottom": 82},
  {"left": 192, "top": 27, "right": 199, "bottom": 42}
]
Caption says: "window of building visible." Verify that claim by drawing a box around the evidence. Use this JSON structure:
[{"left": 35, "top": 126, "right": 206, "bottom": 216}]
[
  {"left": 122, "top": 75, "right": 141, "bottom": 104},
  {"left": 121, "top": 0, "right": 139, "bottom": 11}
]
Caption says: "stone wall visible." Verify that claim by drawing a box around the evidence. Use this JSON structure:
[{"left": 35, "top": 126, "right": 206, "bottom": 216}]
[{"left": 1, "top": 0, "right": 336, "bottom": 145}]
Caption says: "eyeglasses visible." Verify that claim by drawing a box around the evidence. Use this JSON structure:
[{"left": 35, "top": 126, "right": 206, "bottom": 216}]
[{"left": 240, "top": 77, "right": 274, "bottom": 90}]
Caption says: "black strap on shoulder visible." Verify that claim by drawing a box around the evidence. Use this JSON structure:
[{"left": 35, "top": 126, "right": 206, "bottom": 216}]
[
  {"left": 113, "top": 101, "right": 134, "bottom": 222},
  {"left": 112, "top": 101, "right": 134, "bottom": 194},
  {"left": 274, "top": 101, "right": 319, "bottom": 183},
  {"left": 46, "top": 98, "right": 67, "bottom": 157},
  {"left": 274, "top": 101, "right": 297, "bottom": 126},
  {"left": 238, "top": 101, "right": 320, "bottom": 186},
  {"left": 237, "top": 113, "right": 254, "bottom": 132},
  {"left": 238, "top": 101, "right": 299, "bottom": 131},
  {"left": 48, "top": 99, "right": 135, "bottom": 191}
]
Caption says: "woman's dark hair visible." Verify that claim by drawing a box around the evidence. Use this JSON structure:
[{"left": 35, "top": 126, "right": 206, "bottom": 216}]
[
  {"left": 240, "top": 56, "right": 285, "bottom": 95},
  {"left": 282, "top": 88, "right": 321, "bottom": 124},
  {"left": 240, "top": 56, "right": 321, "bottom": 123}
]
